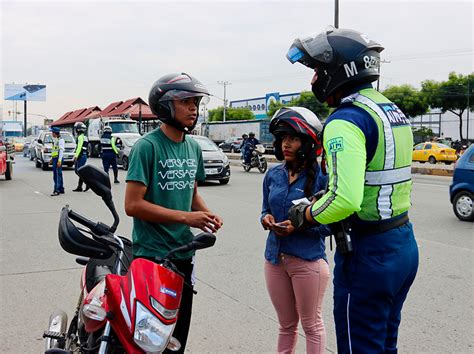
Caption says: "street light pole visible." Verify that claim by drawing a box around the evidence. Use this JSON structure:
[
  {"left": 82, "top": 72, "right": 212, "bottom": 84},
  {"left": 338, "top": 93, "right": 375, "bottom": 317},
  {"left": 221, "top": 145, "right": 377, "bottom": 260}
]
[
  {"left": 217, "top": 81, "right": 231, "bottom": 122},
  {"left": 334, "top": 0, "right": 339, "bottom": 28},
  {"left": 467, "top": 80, "right": 470, "bottom": 141}
]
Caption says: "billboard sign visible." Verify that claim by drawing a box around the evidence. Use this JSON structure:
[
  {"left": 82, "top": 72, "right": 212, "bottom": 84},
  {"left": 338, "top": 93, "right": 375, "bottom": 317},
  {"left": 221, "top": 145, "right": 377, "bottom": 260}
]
[{"left": 4, "top": 83, "right": 46, "bottom": 101}]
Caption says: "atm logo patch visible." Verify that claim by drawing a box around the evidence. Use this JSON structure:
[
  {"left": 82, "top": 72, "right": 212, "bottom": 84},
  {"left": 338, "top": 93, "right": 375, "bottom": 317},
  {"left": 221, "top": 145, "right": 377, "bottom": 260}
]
[{"left": 328, "top": 137, "right": 344, "bottom": 153}]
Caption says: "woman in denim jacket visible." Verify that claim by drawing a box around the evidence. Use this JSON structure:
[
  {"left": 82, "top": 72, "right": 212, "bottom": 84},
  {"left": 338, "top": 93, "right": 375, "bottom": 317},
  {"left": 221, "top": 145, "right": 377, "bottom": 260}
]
[{"left": 261, "top": 107, "right": 331, "bottom": 354}]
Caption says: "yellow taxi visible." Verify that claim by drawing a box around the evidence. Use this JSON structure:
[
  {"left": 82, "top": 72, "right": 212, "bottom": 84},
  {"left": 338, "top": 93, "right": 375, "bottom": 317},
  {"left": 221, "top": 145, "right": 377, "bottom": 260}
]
[
  {"left": 412, "top": 142, "right": 457, "bottom": 165},
  {"left": 11, "top": 137, "right": 26, "bottom": 152}
]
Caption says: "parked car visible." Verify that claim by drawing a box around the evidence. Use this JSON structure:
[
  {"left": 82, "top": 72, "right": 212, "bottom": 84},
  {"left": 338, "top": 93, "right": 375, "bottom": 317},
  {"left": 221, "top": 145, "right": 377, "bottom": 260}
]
[
  {"left": 189, "top": 135, "right": 231, "bottom": 185},
  {"left": 11, "top": 137, "right": 26, "bottom": 152},
  {"left": 218, "top": 136, "right": 243, "bottom": 153},
  {"left": 28, "top": 137, "right": 39, "bottom": 160},
  {"left": 22, "top": 136, "right": 36, "bottom": 157},
  {"left": 35, "top": 131, "right": 76, "bottom": 170},
  {"left": 449, "top": 145, "right": 474, "bottom": 221},
  {"left": 412, "top": 142, "right": 457, "bottom": 164},
  {"left": 116, "top": 134, "right": 141, "bottom": 171},
  {"left": 0, "top": 139, "right": 14, "bottom": 180}
]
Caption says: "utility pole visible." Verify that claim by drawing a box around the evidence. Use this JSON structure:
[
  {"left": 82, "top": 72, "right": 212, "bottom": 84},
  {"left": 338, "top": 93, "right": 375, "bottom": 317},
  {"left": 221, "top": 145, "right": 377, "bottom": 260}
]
[
  {"left": 467, "top": 80, "right": 470, "bottom": 141},
  {"left": 217, "top": 81, "right": 231, "bottom": 122},
  {"left": 334, "top": 0, "right": 339, "bottom": 28},
  {"left": 376, "top": 59, "right": 391, "bottom": 91}
]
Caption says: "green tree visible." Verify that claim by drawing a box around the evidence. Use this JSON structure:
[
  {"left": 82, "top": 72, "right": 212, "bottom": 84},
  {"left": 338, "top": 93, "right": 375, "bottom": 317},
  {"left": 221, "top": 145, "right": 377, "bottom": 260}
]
[
  {"left": 383, "top": 84, "right": 429, "bottom": 118},
  {"left": 412, "top": 126, "right": 434, "bottom": 144},
  {"left": 266, "top": 91, "right": 330, "bottom": 120},
  {"left": 207, "top": 107, "right": 254, "bottom": 122},
  {"left": 421, "top": 72, "right": 474, "bottom": 140}
]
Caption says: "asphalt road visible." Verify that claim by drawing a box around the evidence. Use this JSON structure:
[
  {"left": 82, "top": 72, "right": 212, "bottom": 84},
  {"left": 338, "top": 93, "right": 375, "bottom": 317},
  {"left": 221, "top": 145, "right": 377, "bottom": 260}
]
[{"left": 0, "top": 155, "right": 473, "bottom": 353}]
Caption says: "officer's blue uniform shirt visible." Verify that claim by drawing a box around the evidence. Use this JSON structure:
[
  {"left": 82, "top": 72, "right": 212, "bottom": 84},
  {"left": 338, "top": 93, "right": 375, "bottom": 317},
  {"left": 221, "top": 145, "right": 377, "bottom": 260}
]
[{"left": 261, "top": 163, "right": 332, "bottom": 264}]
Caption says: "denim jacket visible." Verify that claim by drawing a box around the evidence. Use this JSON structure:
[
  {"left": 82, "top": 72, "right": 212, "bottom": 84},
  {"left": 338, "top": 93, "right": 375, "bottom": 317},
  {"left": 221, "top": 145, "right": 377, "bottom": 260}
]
[{"left": 261, "top": 163, "right": 332, "bottom": 264}]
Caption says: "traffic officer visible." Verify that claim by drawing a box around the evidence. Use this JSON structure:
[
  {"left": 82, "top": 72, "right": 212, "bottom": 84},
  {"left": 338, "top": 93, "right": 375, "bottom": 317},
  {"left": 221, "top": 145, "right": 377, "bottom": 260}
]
[
  {"left": 286, "top": 28, "right": 419, "bottom": 353},
  {"left": 99, "top": 125, "right": 120, "bottom": 184},
  {"left": 50, "top": 126, "right": 65, "bottom": 196},
  {"left": 72, "top": 122, "right": 89, "bottom": 192}
]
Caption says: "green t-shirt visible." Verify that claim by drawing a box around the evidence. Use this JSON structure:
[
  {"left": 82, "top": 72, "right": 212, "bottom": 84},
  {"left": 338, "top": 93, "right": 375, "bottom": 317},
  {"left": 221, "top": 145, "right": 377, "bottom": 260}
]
[{"left": 126, "top": 128, "right": 205, "bottom": 260}]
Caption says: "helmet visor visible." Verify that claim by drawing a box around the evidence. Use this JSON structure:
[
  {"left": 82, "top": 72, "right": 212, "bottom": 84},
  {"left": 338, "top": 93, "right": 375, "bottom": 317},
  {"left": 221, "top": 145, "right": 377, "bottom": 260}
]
[
  {"left": 300, "top": 31, "right": 334, "bottom": 64},
  {"left": 159, "top": 89, "right": 210, "bottom": 105}
]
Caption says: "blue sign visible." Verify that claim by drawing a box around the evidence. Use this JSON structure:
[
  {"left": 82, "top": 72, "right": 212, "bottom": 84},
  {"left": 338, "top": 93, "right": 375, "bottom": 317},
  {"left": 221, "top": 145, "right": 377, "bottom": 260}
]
[{"left": 4, "top": 83, "right": 47, "bottom": 101}]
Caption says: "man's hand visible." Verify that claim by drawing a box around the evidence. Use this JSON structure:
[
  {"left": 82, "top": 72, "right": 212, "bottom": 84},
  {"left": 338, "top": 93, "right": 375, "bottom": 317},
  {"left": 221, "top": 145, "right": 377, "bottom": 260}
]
[
  {"left": 186, "top": 211, "right": 222, "bottom": 233},
  {"left": 288, "top": 203, "right": 309, "bottom": 229},
  {"left": 57, "top": 160, "right": 62, "bottom": 168},
  {"left": 73, "top": 156, "right": 77, "bottom": 163}
]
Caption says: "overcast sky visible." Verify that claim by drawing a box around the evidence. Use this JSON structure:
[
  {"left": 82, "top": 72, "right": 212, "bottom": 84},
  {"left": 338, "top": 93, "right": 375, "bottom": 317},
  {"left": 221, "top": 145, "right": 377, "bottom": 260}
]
[{"left": 1, "top": 0, "right": 473, "bottom": 126}]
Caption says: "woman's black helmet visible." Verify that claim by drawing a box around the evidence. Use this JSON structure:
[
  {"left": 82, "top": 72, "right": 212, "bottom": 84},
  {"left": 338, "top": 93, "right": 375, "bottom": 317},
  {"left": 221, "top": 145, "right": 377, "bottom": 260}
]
[
  {"left": 287, "top": 27, "right": 384, "bottom": 103},
  {"left": 148, "top": 73, "right": 210, "bottom": 132},
  {"left": 270, "top": 106, "right": 323, "bottom": 161}
]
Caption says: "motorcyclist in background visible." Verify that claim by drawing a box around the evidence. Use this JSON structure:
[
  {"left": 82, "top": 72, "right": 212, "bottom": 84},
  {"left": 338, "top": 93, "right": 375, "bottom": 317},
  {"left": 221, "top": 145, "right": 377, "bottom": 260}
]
[{"left": 243, "top": 132, "right": 260, "bottom": 166}]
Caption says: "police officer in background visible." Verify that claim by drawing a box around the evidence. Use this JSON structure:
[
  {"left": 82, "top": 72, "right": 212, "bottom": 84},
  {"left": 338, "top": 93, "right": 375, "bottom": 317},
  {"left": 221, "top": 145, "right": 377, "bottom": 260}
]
[
  {"left": 286, "top": 28, "right": 419, "bottom": 353},
  {"left": 72, "top": 122, "right": 90, "bottom": 192},
  {"left": 100, "top": 125, "right": 120, "bottom": 184},
  {"left": 50, "top": 126, "right": 65, "bottom": 196}
]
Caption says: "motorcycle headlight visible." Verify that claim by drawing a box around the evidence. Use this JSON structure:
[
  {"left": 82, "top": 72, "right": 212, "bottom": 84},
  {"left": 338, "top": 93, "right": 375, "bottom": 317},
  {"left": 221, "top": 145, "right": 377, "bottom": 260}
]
[
  {"left": 252, "top": 150, "right": 257, "bottom": 156},
  {"left": 133, "top": 301, "right": 175, "bottom": 353}
]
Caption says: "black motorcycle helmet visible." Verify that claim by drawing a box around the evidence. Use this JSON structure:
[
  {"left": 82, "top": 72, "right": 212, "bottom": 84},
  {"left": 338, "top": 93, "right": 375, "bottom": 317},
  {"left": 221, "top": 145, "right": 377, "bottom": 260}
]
[
  {"left": 269, "top": 107, "right": 323, "bottom": 161},
  {"left": 286, "top": 27, "right": 384, "bottom": 105},
  {"left": 148, "top": 73, "right": 210, "bottom": 132}
]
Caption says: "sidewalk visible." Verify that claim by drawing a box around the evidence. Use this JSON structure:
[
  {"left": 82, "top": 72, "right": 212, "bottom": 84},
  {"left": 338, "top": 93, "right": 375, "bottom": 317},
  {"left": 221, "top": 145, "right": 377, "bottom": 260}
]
[{"left": 226, "top": 153, "right": 454, "bottom": 177}]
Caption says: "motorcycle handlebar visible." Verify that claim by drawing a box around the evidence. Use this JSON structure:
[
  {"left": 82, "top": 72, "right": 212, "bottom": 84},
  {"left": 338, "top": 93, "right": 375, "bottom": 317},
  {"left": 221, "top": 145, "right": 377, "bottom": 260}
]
[{"left": 68, "top": 209, "right": 111, "bottom": 237}]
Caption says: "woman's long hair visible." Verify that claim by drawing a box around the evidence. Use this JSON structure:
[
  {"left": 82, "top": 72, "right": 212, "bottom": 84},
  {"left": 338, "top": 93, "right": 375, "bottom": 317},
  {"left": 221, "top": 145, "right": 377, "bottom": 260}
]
[{"left": 286, "top": 135, "right": 319, "bottom": 198}]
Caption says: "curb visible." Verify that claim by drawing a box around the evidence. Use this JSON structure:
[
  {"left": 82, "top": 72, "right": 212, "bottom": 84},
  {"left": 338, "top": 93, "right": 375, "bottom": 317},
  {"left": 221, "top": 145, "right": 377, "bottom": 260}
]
[{"left": 225, "top": 153, "right": 453, "bottom": 177}]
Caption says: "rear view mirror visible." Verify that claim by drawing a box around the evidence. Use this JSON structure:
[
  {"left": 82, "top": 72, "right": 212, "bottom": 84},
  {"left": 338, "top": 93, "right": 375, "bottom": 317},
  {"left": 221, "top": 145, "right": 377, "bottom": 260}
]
[
  {"left": 191, "top": 233, "right": 216, "bottom": 250},
  {"left": 77, "top": 165, "right": 112, "bottom": 200},
  {"left": 37, "top": 139, "right": 43, "bottom": 144}
]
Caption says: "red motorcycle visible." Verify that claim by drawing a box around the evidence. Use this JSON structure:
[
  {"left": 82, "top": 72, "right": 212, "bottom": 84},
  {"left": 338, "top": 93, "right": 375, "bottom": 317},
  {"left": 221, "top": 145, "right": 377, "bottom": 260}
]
[{"left": 43, "top": 165, "right": 216, "bottom": 353}]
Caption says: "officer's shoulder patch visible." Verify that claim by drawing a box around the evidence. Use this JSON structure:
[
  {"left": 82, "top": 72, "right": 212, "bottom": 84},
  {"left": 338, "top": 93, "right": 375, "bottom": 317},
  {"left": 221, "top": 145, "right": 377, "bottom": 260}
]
[{"left": 327, "top": 137, "right": 344, "bottom": 153}]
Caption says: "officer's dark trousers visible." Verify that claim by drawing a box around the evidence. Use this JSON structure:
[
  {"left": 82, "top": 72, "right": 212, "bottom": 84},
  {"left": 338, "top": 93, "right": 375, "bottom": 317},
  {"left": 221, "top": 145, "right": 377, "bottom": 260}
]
[
  {"left": 101, "top": 152, "right": 118, "bottom": 177},
  {"left": 52, "top": 157, "right": 64, "bottom": 193},
  {"left": 74, "top": 154, "right": 87, "bottom": 188},
  {"left": 333, "top": 222, "right": 418, "bottom": 354}
]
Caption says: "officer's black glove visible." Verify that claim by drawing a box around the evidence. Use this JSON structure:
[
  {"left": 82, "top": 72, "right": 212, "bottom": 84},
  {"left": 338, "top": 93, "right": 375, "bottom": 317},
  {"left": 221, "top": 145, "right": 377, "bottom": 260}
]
[
  {"left": 309, "top": 190, "right": 326, "bottom": 202},
  {"left": 289, "top": 203, "right": 319, "bottom": 230}
]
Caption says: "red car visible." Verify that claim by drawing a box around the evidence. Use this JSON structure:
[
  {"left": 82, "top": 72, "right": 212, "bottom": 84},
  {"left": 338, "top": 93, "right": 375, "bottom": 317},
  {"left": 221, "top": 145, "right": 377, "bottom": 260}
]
[{"left": 0, "top": 139, "right": 14, "bottom": 180}]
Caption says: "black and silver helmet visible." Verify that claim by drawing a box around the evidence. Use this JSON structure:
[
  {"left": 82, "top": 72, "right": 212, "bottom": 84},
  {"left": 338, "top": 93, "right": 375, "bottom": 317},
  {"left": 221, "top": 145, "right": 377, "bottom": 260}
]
[
  {"left": 148, "top": 73, "right": 210, "bottom": 132},
  {"left": 287, "top": 27, "right": 384, "bottom": 103},
  {"left": 74, "top": 122, "right": 87, "bottom": 134}
]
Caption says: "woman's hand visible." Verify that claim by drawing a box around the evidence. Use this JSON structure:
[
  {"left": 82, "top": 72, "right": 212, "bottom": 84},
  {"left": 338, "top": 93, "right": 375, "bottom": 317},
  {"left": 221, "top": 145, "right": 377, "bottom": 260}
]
[
  {"left": 271, "top": 220, "right": 295, "bottom": 237},
  {"left": 262, "top": 214, "right": 276, "bottom": 230}
]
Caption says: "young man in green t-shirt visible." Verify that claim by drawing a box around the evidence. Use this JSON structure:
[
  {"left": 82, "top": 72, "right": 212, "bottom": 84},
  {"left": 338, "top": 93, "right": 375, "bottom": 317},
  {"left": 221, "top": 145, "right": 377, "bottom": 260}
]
[{"left": 125, "top": 73, "right": 223, "bottom": 353}]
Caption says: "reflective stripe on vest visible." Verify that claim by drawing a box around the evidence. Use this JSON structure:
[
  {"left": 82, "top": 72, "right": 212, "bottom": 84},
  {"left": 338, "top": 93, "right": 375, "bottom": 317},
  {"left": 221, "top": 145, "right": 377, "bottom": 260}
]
[{"left": 365, "top": 166, "right": 411, "bottom": 186}]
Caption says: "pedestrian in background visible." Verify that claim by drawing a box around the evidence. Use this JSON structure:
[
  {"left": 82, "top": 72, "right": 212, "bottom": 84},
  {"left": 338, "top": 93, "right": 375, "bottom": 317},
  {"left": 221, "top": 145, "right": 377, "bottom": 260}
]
[
  {"left": 287, "top": 28, "right": 419, "bottom": 353},
  {"left": 261, "top": 107, "right": 331, "bottom": 354},
  {"left": 72, "top": 122, "right": 90, "bottom": 192},
  {"left": 240, "top": 133, "right": 248, "bottom": 160},
  {"left": 50, "top": 126, "right": 65, "bottom": 196},
  {"left": 100, "top": 125, "right": 120, "bottom": 184}
]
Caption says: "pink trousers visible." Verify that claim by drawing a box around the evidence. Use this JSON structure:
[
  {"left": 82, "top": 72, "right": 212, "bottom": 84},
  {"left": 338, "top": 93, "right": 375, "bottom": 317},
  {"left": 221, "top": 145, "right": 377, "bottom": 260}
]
[{"left": 264, "top": 255, "right": 330, "bottom": 354}]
